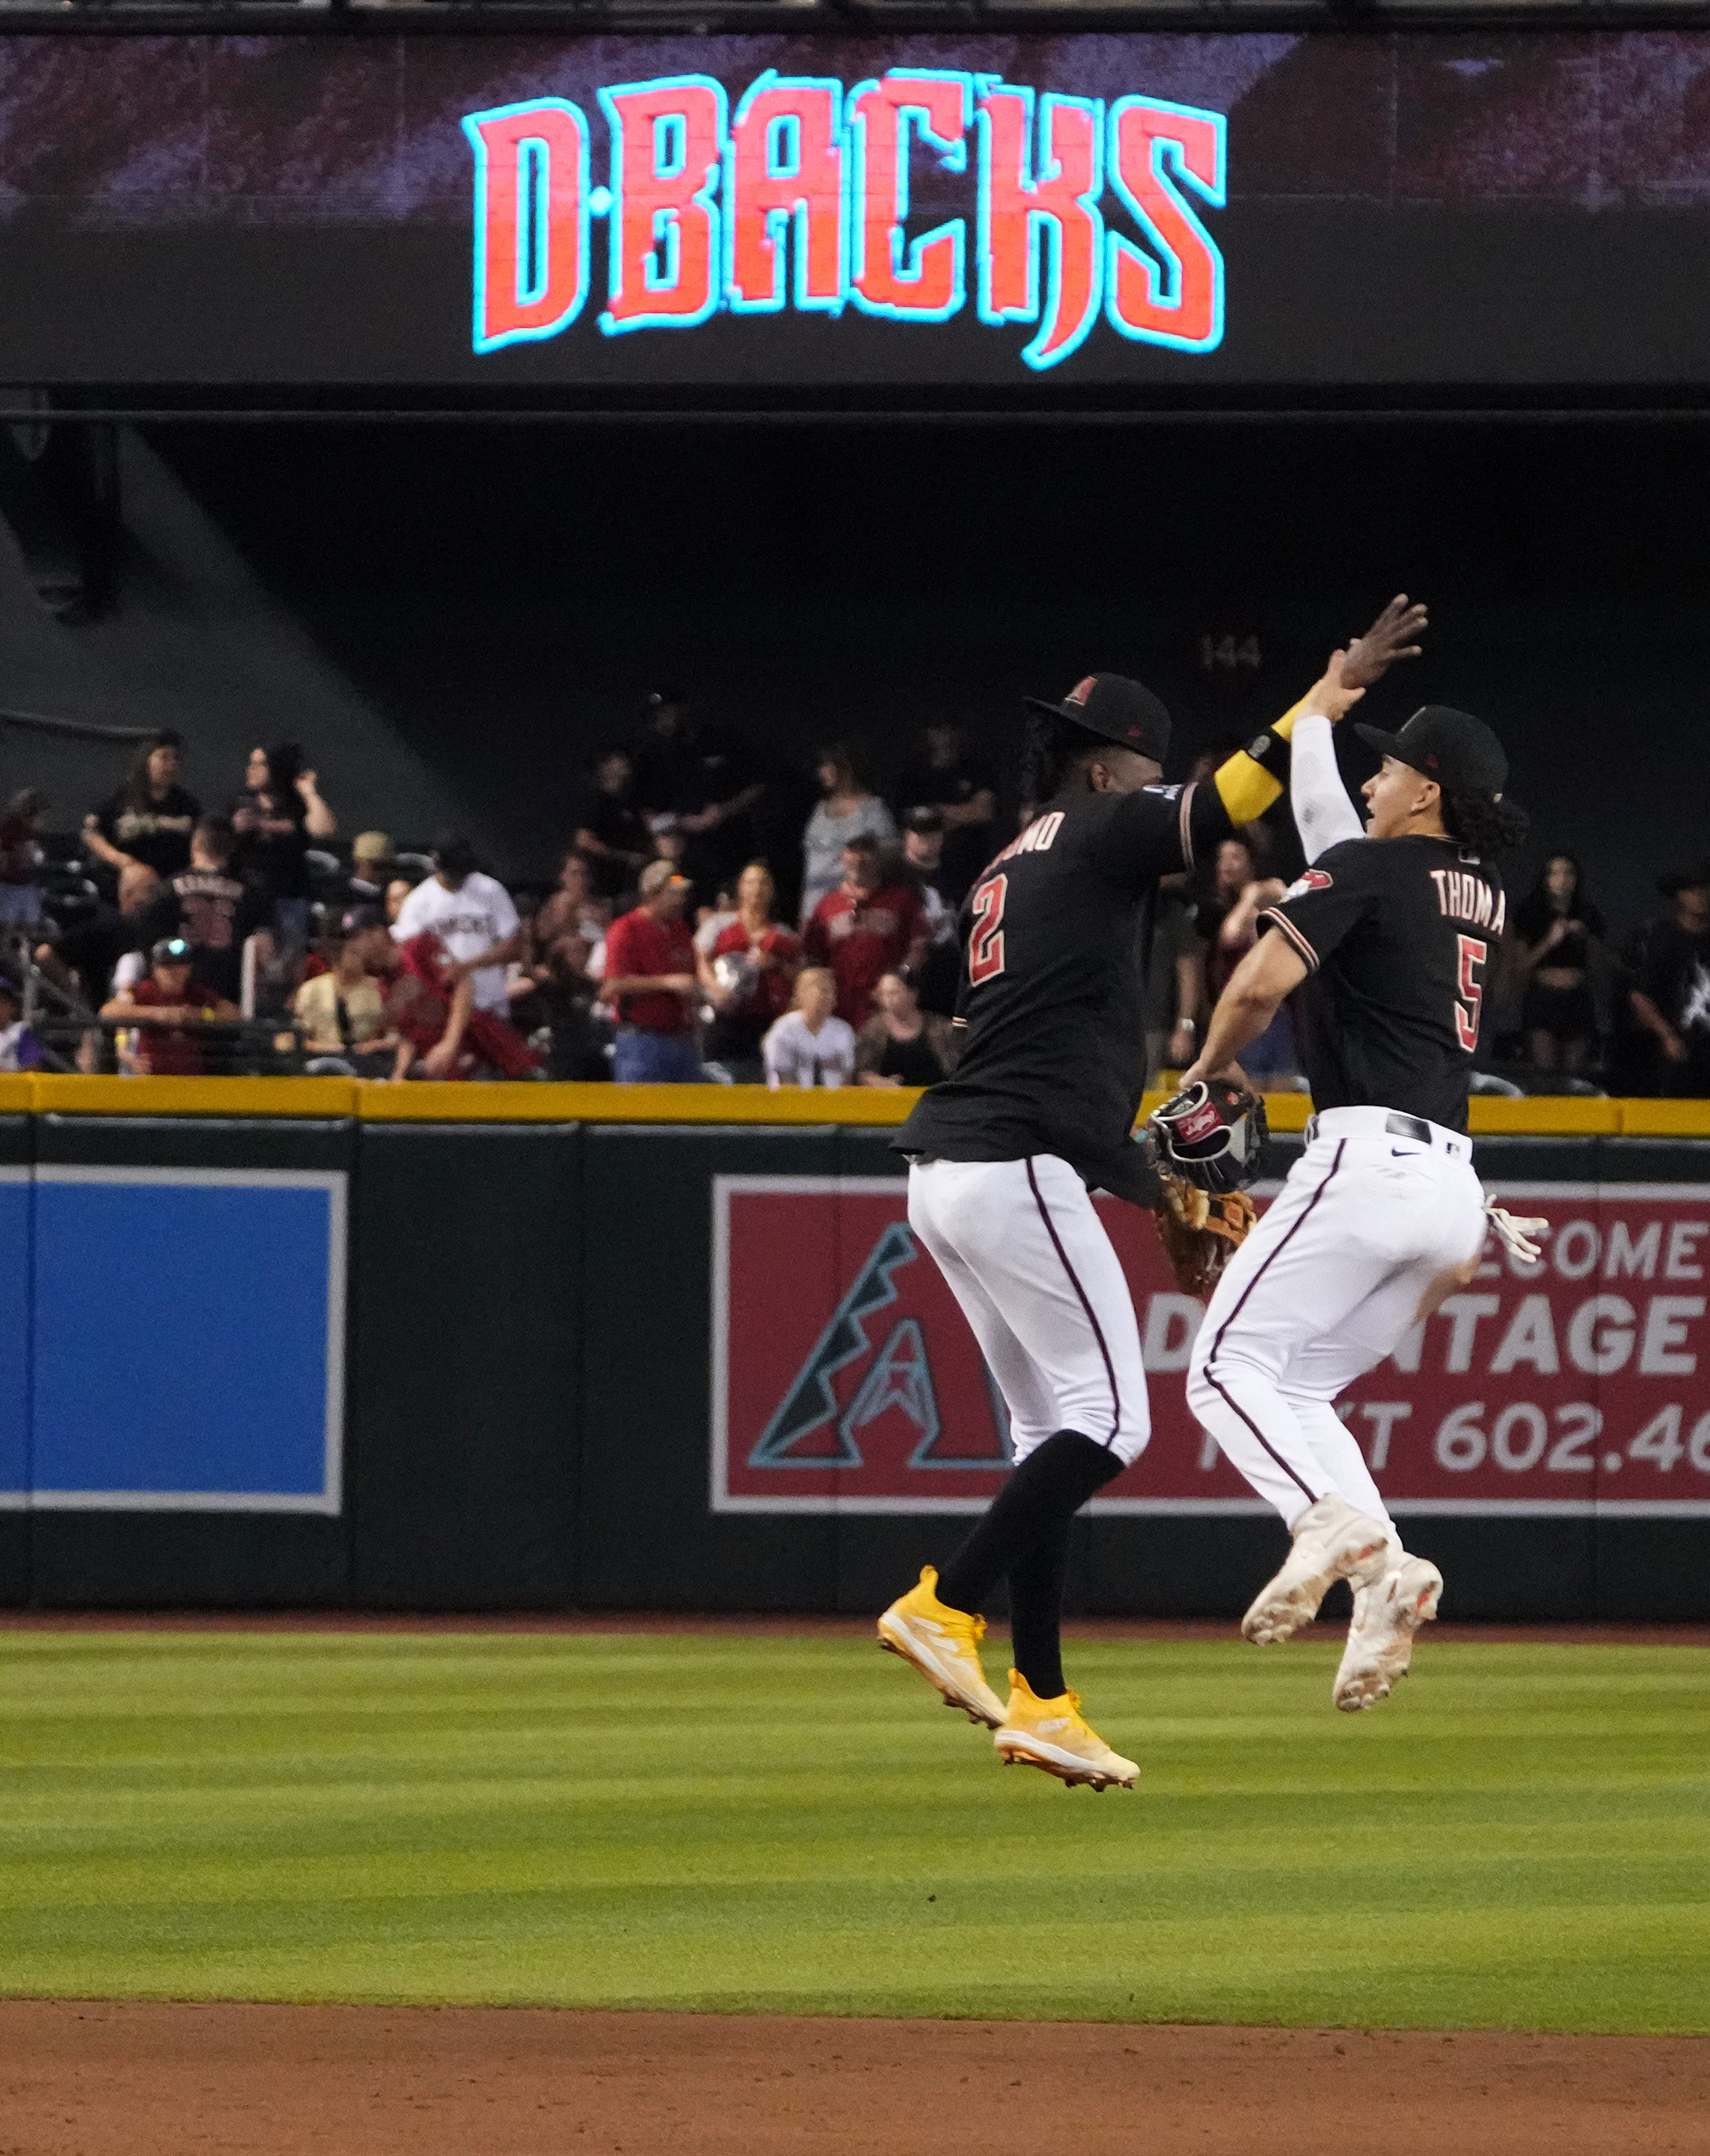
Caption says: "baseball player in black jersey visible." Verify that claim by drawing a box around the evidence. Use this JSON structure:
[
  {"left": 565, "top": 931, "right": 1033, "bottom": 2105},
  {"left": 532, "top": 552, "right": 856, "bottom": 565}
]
[
  {"left": 1183, "top": 657, "right": 1535, "bottom": 1712},
  {"left": 875, "top": 608, "right": 1429, "bottom": 1787}
]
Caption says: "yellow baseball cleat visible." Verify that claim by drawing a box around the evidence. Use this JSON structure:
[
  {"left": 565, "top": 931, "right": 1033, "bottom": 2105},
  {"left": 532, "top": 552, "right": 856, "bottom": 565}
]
[
  {"left": 993, "top": 1671, "right": 1139, "bottom": 1791},
  {"left": 877, "top": 1567, "right": 1008, "bottom": 1729}
]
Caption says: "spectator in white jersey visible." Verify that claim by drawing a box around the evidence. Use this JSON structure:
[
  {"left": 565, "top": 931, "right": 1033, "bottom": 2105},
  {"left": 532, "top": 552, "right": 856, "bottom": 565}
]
[
  {"left": 763, "top": 965, "right": 856, "bottom": 1089},
  {"left": 391, "top": 834, "right": 522, "bottom": 1017}
]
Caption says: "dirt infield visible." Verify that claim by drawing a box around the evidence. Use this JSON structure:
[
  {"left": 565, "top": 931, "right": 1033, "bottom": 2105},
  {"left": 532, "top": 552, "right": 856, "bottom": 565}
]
[{"left": 4, "top": 2003, "right": 1708, "bottom": 2156}]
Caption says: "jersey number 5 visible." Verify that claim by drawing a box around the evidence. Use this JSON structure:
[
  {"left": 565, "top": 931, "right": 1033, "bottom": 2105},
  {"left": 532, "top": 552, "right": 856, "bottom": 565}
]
[
  {"left": 968, "top": 873, "right": 1008, "bottom": 985},
  {"left": 1455, "top": 934, "right": 1487, "bottom": 1052}
]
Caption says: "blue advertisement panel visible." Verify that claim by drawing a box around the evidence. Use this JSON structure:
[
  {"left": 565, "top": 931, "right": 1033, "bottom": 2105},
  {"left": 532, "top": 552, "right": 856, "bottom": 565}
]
[
  {"left": 0, "top": 32, "right": 1708, "bottom": 387},
  {"left": 0, "top": 1171, "right": 28, "bottom": 1508},
  {"left": 30, "top": 1168, "right": 345, "bottom": 1512}
]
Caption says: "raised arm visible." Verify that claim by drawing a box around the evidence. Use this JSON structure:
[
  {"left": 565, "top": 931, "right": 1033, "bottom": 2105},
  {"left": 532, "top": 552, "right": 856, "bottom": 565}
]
[{"left": 1209, "top": 594, "right": 1428, "bottom": 832}]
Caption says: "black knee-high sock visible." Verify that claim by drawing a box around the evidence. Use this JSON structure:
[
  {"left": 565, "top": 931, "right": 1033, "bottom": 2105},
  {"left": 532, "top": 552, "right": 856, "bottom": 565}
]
[
  {"left": 935, "top": 1431, "right": 1124, "bottom": 1622},
  {"left": 1008, "top": 1514, "right": 1074, "bottom": 1700}
]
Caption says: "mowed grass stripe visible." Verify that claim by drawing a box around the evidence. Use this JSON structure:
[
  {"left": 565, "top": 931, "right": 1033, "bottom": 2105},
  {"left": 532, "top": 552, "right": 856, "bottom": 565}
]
[{"left": 0, "top": 1631, "right": 1706, "bottom": 2030}]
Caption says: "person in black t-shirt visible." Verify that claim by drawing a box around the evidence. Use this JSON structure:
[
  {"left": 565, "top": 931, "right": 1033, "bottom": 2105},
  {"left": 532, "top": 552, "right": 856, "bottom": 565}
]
[
  {"left": 1631, "top": 865, "right": 1710, "bottom": 1096},
  {"left": 632, "top": 691, "right": 762, "bottom": 894},
  {"left": 876, "top": 614, "right": 1429, "bottom": 1789},
  {"left": 84, "top": 731, "right": 201, "bottom": 885},
  {"left": 231, "top": 743, "right": 335, "bottom": 946},
  {"left": 572, "top": 748, "right": 652, "bottom": 901},
  {"left": 141, "top": 815, "right": 270, "bottom": 1007},
  {"left": 896, "top": 719, "right": 999, "bottom": 904},
  {"left": 1183, "top": 655, "right": 1534, "bottom": 1716}
]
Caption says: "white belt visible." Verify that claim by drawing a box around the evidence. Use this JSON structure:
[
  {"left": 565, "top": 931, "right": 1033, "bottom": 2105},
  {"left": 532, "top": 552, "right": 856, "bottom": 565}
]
[{"left": 1305, "top": 1104, "right": 1471, "bottom": 1162}]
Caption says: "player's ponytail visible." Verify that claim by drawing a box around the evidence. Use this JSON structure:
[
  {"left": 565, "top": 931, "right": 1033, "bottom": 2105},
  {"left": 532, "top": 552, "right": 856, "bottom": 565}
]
[{"left": 1443, "top": 789, "right": 1530, "bottom": 856}]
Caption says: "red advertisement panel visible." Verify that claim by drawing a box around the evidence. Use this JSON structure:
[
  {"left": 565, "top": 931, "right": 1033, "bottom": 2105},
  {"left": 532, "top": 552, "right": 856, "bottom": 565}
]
[{"left": 711, "top": 1176, "right": 1710, "bottom": 1516}]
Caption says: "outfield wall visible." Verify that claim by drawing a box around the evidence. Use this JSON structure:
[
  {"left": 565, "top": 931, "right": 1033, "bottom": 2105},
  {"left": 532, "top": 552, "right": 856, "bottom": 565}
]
[{"left": 0, "top": 1077, "right": 1705, "bottom": 1621}]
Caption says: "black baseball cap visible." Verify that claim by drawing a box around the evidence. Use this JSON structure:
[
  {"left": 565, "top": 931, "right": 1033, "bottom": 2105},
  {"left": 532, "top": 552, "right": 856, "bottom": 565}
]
[
  {"left": 904, "top": 805, "right": 945, "bottom": 834},
  {"left": 1025, "top": 674, "right": 1172, "bottom": 763},
  {"left": 1659, "top": 862, "right": 1710, "bottom": 898},
  {"left": 431, "top": 833, "right": 479, "bottom": 878},
  {"left": 1355, "top": 705, "right": 1508, "bottom": 798},
  {"left": 341, "top": 905, "right": 387, "bottom": 937},
  {"left": 151, "top": 936, "right": 192, "bottom": 966}
]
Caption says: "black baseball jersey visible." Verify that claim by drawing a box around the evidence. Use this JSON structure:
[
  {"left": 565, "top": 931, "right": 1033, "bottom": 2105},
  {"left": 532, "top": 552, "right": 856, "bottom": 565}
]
[
  {"left": 895, "top": 781, "right": 1233, "bottom": 1202},
  {"left": 1260, "top": 834, "right": 1507, "bottom": 1133}
]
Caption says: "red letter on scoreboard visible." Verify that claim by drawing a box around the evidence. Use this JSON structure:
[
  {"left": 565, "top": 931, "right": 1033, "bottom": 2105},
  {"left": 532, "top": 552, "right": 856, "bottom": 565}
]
[
  {"left": 976, "top": 88, "right": 1103, "bottom": 371},
  {"left": 848, "top": 71, "right": 971, "bottom": 321},
  {"left": 463, "top": 99, "right": 590, "bottom": 354},
  {"left": 599, "top": 77, "right": 728, "bottom": 333},
  {"left": 727, "top": 74, "right": 844, "bottom": 314},
  {"left": 1105, "top": 96, "right": 1225, "bottom": 353}
]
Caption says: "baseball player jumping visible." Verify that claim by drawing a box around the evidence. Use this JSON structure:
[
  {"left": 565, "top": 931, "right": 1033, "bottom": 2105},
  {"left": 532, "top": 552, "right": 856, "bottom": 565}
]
[
  {"left": 876, "top": 603, "right": 1428, "bottom": 1788},
  {"left": 1182, "top": 656, "right": 1533, "bottom": 1711}
]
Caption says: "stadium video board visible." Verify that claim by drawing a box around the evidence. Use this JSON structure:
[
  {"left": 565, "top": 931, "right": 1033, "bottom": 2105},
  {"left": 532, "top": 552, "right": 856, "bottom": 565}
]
[{"left": 1, "top": 31, "right": 1708, "bottom": 390}]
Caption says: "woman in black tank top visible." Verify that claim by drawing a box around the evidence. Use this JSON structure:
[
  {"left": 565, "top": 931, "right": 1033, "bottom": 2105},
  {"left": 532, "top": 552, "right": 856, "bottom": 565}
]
[{"left": 855, "top": 969, "right": 960, "bottom": 1088}]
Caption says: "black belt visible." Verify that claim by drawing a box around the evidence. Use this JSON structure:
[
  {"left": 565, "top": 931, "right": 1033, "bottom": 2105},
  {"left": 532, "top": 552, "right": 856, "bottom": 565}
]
[{"left": 1306, "top": 1109, "right": 1437, "bottom": 1146}]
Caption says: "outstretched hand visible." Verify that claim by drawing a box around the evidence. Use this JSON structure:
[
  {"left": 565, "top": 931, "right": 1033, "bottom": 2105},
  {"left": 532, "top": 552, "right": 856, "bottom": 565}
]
[
  {"left": 1304, "top": 648, "right": 1366, "bottom": 727},
  {"left": 1342, "top": 593, "right": 1428, "bottom": 691}
]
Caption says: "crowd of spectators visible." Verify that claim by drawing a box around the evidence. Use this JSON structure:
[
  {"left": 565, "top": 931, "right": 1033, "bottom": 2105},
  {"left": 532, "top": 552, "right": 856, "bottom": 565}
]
[{"left": 0, "top": 692, "right": 1703, "bottom": 1095}]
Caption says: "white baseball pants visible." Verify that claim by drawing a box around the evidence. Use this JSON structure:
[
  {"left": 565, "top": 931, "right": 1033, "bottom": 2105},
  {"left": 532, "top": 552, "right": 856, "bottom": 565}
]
[
  {"left": 907, "top": 1154, "right": 1152, "bottom": 1468},
  {"left": 1186, "top": 1106, "right": 1487, "bottom": 1533}
]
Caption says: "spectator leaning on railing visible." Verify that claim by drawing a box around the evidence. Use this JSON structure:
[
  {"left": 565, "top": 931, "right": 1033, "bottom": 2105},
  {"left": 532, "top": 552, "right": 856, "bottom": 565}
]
[
  {"left": 293, "top": 908, "right": 399, "bottom": 1077},
  {"left": 101, "top": 936, "right": 239, "bottom": 1077},
  {"left": 600, "top": 858, "right": 700, "bottom": 1083},
  {"left": 391, "top": 834, "right": 523, "bottom": 1018}
]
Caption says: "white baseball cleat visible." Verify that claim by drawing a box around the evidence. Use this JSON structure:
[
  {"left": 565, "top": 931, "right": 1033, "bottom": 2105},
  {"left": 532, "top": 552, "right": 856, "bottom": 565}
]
[
  {"left": 1334, "top": 1556, "right": 1444, "bottom": 1712},
  {"left": 1241, "top": 1494, "right": 1395, "bottom": 1646}
]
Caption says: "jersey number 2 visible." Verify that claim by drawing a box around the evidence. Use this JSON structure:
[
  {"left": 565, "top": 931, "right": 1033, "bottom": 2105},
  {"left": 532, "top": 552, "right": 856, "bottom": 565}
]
[
  {"left": 968, "top": 873, "right": 1008, "bottom": 985},
  {"left": 1455, "top": 934, "right": 1487, "bottom": 1051}
]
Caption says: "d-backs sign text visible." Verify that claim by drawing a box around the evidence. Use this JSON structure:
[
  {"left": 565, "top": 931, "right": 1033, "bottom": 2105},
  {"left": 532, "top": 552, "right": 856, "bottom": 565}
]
[{"left": 464, "top": 71, "right": 1225, "bottom": 371}]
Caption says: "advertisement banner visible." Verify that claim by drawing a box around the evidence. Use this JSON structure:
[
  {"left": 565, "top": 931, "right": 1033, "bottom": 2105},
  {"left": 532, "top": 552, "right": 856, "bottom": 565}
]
[
  {"left": 5, "top": 32, "right": 1710, "bottom": 386},
  {"left": 711, "top": 1175, "right": 1710, "bottom": 1517}
]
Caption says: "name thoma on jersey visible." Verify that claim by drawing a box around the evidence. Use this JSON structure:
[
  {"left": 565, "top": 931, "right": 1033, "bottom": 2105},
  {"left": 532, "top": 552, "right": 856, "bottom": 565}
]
[{"left": 1428, "top": 867, "right": 1507, "bottom": 937}]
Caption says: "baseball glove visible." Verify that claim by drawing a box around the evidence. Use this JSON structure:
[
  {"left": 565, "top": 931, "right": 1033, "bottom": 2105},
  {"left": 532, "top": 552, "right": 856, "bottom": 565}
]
[
  {"left": 1152, "top": 1175, "right": 1258, "bottom": 1300},
  {"left": 1145, "top": 1080, "right": 1269, "bottom": 1195}
]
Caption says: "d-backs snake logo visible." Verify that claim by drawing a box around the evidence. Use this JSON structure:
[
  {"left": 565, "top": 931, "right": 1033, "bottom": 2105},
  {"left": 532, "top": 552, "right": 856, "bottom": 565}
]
[{"left": 746, "top": 1222, "right": 1012, "bottom": 1475}]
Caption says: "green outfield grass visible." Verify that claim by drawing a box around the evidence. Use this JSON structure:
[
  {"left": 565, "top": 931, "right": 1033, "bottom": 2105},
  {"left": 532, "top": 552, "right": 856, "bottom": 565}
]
[{"left": 0, "top": 1628, "right": 1707, "bottom": 2031}]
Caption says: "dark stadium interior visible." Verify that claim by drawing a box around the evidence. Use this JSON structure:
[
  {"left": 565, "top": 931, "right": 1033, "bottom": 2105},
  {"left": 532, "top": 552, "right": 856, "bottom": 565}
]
[{"left": 130, "top": 411, "right": 1700, "bottom": 928}]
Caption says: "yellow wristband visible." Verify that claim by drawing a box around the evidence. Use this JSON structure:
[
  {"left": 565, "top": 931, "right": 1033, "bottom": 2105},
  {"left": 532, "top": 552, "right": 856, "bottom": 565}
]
[{"left": 1212, "top": 696, "right": 1311, "bottom": 823}]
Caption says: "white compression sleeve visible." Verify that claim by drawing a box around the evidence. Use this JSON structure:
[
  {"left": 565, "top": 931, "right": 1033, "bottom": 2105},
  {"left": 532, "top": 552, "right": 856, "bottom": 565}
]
[{"left": 1290, "top": 712, "right": 1366, "bottom": 863}]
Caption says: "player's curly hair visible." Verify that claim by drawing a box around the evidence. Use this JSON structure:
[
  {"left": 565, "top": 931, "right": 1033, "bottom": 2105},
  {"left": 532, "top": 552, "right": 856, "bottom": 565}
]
[
  {"left": 1019, "top": 710, "right": 1108, "bottom": 809},
  {"left": 1443, "top": 789, "right": 1530, "bottom": 856}
]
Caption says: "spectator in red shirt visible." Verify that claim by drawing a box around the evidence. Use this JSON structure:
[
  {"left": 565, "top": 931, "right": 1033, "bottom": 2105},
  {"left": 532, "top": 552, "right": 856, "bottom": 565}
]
[
  {"left": 803, "top": 836, "right": 930, "bottom": 1027},
  {"left": 600, "top": 859, "right": 702, "bottom": 1082},
  {"left": 101, "top": 937, "right": 240, "bottom": 1076},
  {"left": 698, "top": 861, "right": 801, "bottom": 1082}
]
